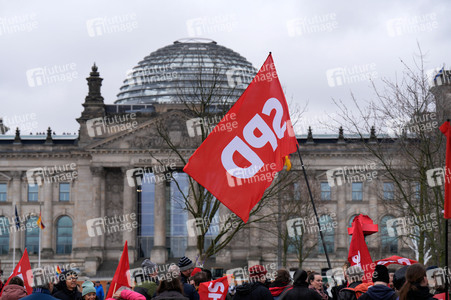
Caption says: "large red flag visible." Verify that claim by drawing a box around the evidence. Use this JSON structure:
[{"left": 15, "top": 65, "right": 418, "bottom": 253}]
[
  {"left": 198, "top": 276, "right": 229, "bottom": 300},
  {"left": 183, "top": 53, "right": 298, "bottom": 222},
  {"left": 105, "top": 241, "right": 130, "bottom": 299},
  {"left": 375, "top": 255, "right": 417, "bottom": 266},
  {"left": 1, "top": 249, "right": 33, "bottom": 295},
  {"left": 348, "top": 219, "right": 374, "bottom": 283},
  {"left": 439, "top": 121, "right": 451, "bottom": 219}
]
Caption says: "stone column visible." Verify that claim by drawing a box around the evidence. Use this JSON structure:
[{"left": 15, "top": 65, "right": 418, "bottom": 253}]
[
  {"left": 335, "top": 180, "right": 348, "bottom": 256},
  {"left": 151, "top": 179, "right": 167, "bottom": 263},
  {"left": 41, "top": 181, "right": 53, "bottom": 257},
  {"left": 122, "top": 167, "right": 136, "bottom": 261},
  {"left": 10, "top": 172, "right": 22, "bottom": 256},
  {"left": 185, "top": 182, "right": 198, "bottom": 261},
  {"left": 90, "top": 167, "right": 104, "bottom": 250}
]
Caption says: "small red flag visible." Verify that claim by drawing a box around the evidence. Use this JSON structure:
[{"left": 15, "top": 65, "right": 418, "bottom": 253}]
[
  {"left": 198, "top": 276, "right": 229, "bottom": 300},
  {"left": 0, "top": 249, "right": 33, "bottom": 296},
  {"left": 183, "top": 53, "right": 298, "bottom": 222},
  {"left": 105, "top": 241, "right": 130, "bottom": 299},
  {"left": 348, "top": 218, "right": 374, "bottom": 283},
  {"left": 440, "top": 121, "right": 451, "bottom": 219},
  {"left": 375, "top": 255, "right": 417, "bottom": 266}
]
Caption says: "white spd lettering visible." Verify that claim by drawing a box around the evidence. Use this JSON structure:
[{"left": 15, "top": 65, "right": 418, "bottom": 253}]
[
  {"left": 208, "top": 281, "right": 225, "bottom": 300},
  {"left": 221, "top": 97, "right": 287, "bottom": 179}
]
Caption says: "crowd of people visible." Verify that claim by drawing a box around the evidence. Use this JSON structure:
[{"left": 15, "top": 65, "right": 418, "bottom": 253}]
[{"left": 0, "top": 257, "right": 448, "bottom": 300}]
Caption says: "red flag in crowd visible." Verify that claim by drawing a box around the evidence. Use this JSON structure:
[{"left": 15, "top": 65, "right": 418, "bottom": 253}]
[
  {"left": 183, "top": 53, "right": 298, "bottom": 222},
  {"left": 375, "top": 255, "right": 417, "bottom": 266},
  {"left": 348, "top": 218, "right": 374, "bottom": 283},
  {"left": 0, "top": 249, "right": 33, "bottom": 296},
  {"left": 105, "top": 241, "right": 130, "bottom": 299},
  {"left": 198, "top": 276, "right": 230, "bottom": 300},
  {"left": 440, "top": 121, "right": 451, "bottom": 219}
]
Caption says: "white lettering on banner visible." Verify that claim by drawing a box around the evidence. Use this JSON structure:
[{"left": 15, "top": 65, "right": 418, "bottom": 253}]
[
  {"left": 208, "top": 281, "right": 225, "bottom": 300},
  {"left": 221, "top": 97, "right": 288, "bottom": 179}
]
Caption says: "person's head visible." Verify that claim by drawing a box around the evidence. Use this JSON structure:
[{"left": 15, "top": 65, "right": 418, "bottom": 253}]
[
  {"left": 346, "top": 265, "right": 364, "bottom": 284},
  {"left": 142, "top": 259, "right": 158, "bottom": 277},
  {"left": 399, "top": 264, "right": 429, "bottom": 300},
  {"left": 388, "top": 271, "right": 395, "bottom": 288},
  {"left": 64, "top": 271, "right": 78, "bottom": 291},
  {"left": 393, "top": 266, "right": 408, "bottom": 291},
  {"left": 308, "top": 272, "right": 323, "bottom": 290},
  {"left": 82, "top": 281, "right": 96, "bottom": 300},
  {"left": 372, "top": 265, "right": 390, "bottom": 286},
  {"left": 178, "top": 256, "right": 194, "bottom": 278},
  {"left": 9, "top": 276, "right": 24, "bottom": 287},
  {"left": 274, "top": 269, "right": 291, "bottom": 285},
  {"left": 156, "top": 277, "right": 183, "bottom": 295},
  {"left": 249, "top": 265, "right": 267, "bottom": 283},
  {"left": 168, "top": 264, "right": 181, "bottom": 280},
  {"left": 292, "top": 269, "right": 308, "bottom": 286},
  {"left": 192, "top": 272, "right": 208, "bottom": 288},
  {"left": 95, "top": 281, "right": 100, "bottom": 287}
]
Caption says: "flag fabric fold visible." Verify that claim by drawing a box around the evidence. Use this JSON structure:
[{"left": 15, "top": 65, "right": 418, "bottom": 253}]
[
  {"left": 105, "top": 241, "right": 130, "bottom": 299},
  {"left": 439, "top": 121, "right": 451, "bottom": 219},
  {"left": 183, "top": 53, "right": 298, "bottom": 222},
  {"left": 198, "top": 276, "right": 229, "bottom": 300},
  {"left": 0, "top": 249, "right": 33, "bottom": 296},
  {"left": 348, "top": 218, "right": 374, "bottom": 283},
  {"left": 375, "top": 255, "right": 417, "bottom": 266}
]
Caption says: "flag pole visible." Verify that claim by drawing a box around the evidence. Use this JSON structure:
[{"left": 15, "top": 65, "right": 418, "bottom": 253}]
[
  {"left": 13, "top": 203, "right": 17, "bottom": 267},
  {"left": 38, "top": 204, "right": 41, "bottom": 267},
  {"left": 296, "top": 144, "right": 332, "bottom": 269},
  {"left": 446, "top": 119, "right": 450, "bottom": 300}
]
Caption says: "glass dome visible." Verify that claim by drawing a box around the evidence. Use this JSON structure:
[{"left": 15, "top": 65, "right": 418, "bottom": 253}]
[{"left": 115, "top": 38, "right": 257, "bottom": 104}]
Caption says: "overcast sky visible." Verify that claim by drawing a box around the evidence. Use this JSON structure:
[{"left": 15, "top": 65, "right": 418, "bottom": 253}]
[{"left": 1, "top": 0, "right": 449, "bottom": 135}]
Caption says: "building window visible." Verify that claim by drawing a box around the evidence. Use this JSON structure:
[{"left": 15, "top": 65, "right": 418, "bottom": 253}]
[
  {"left": 28, "top": 185, "right": 39, "bottom": 202},
  {"left": 352, "top": 182, "right": 363, "bottom": 201},
  {"left": 56, "top": 216, "right": 73, "bottom": 254},
  {"left": 318, "top": 214, "right": 335, "bottom": 254},
  {"left": 383, "top": 182, "right": 395, "bottom": 201},
  {"left": 293, "top": 182, "right": 301, "bottom": 200},
  {"left": 321, "top": 182, "right": 331, "bottom": 200},
  {"left": 25, "top": 216, "right": 39, "bottom": 254},
  {"left": 380, "top": 215, "right": 398, "bottom": 253},
  {"left": 414, "top": 182, "right": 420, "bottom": 200},
  {"left": 59, "top": 183, "right": 70, "bottom": 201},
  {"left": 0, "top": 183, "right": 6, "bottom": 201},
  {"left": 0, "top": 216, "right": 9, "bottom": 254},
  {"left": 168, "top": 172, "right": 189, "bottom": 258},
  {"left": 138, "top": 172, "right": 156, "bottom": 258}
]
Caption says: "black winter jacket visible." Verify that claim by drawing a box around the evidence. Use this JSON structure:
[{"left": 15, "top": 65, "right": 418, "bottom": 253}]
[{"left": 232, "top": 282, "right": 273, "bottom": 300}]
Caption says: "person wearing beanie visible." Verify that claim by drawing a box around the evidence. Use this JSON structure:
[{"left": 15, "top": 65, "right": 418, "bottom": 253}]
[
  {"left": 81, "top": 282, "right": 96, "bottom": 300},
  {"left": 134, "top": 259, "right": 158, "bottom": 298},
  {"left": 166, "top": 265, "right": 198, "bottom": 300},
  {"left": 177, "top": 257, "right": 194, "bottom": 284},
  {"left": 233, "top": 265, "right": 273, "bottom": 300},
  {"left": 359, "top": 265, "right": 396, "bottom": 300},
  {"left": 283, "top": 270, "right": 321, "bottom": 300},
  {"left": 269, "top": 269, "right": 292, "bottom": 300},
  {"left": 53, "top": 271, "right": 82, "bottom": 300}
]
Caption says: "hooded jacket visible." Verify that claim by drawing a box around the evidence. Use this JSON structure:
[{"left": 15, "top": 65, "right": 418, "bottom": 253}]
[
  {"left": 283, "top": 270, "right": 321, "bottom": 300},
  {"left": 359, "top": 284, "right": 396, "bottom": 300},
  {"left": 0, "top": 284, "right": 28, "bottom": 300},
  {"left": 232, "top": 281, "right": 273, "bottom": 300},
  {"left": 404, "top": 286, "right": 435, "bottom": 300}
]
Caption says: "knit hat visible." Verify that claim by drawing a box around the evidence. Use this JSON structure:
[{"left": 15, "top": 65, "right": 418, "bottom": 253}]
[
  {"left": 82, "top": 281, "right": 96, "bottom": 297},
  {"left": 178, "top": 256, "right": 194, "bottom": 271},
  {"left": 372, "top": 265, "right": 390, "bottom": 283},
  {"left": 249, "top": 265, "right": 267, "bottom": 279},
  {"left": 393, "top": 266, "right": 408, "bottom": 290},
  {"left": 191, "top": 267, "right": 203, "bottom": 277},
  {"left": 141, "top": 259, "right": 158, "bottom": 274}
]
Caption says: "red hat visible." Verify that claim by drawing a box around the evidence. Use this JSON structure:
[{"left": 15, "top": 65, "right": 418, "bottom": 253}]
[
  {"left": 191, "top": 267, "right": 202, "bottom": 277},
  {"left": 249, "top": 265, "right": 267, "bottom": 279}
]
